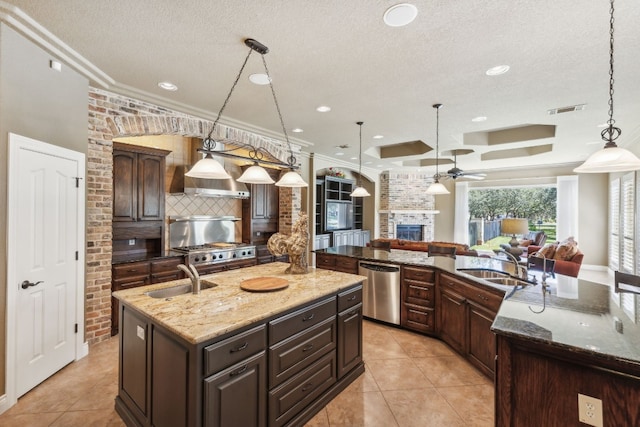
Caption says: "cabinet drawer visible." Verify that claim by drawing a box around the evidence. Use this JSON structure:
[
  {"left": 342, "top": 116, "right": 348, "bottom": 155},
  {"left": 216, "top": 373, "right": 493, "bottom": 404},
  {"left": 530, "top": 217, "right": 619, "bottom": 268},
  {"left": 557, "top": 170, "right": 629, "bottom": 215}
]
[
  {"left": 268, "top": 352, "right": 337, "bottom": 427},
  {"left": 204, "top": 325, "right": 267, "bottom": 376},
  {"left": 150, "top": 272, "right": 182, "bottom": 284},
  {"left": 113, "top": 276, "right": 149, "bottom": 290},
  {"left": 404, "top": 305, "right": 436, "bottom": 333},
  {"left": 269, "top": 298, "right": 336, "bottom": 345},
  {"left": 113, "top": 261, "right": 150, "bottom": 279},
  {"left": 150, "top": 257, "right": 184, "bottom": 274},
  {"left": 467, "top": 286, "right": 503, "bottom": 313},
  {"left": 315, "top": 253, "right": 336, "bottom": 269},
  {"left": 405, "top": 281, "right": 435, "bottom": 308},
  {"left": 403, "top": 266, "right": 435, "bottom": 283},
  {"left": 337, "top": 286, "right": 363, "bottom": 312},
  {"left": 269, "top": 317, "right": 336, "bottom": 387},
  {"left": 335, "top": 256, "right": 358, "bottom": 274},
  {"left": 439, "top": 272, "right": 472, "bottom": 296}
]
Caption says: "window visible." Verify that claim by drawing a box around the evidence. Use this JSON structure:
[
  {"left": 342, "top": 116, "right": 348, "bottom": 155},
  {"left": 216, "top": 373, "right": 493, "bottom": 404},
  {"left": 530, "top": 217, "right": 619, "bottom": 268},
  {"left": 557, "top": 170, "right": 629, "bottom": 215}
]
[
  {"left": 621, "top": 173, "right": 635, "bottom": 273},
  {"left": 609, "top": 178, "right": 620, "bottom": 270}
]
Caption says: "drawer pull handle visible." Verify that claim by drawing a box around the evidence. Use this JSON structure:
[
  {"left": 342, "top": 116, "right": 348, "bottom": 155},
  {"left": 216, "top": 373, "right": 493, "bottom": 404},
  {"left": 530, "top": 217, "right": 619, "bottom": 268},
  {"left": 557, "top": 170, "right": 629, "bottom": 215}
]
[
  {"left": 301, "top": 382, "right": 314, "bottom": 392},
  {"left": 230, "top": 365, "right": 247, "bottom": 377},
  {"left": 348, "top": 309, "right": 358, "bottom": 316},
  {"left": 230, "top": 342, "right": 248, "bottom": 353},
  {"left": 347, "top": 295, "right": 356, "bottom": 301},
  {"left": 302, "top": 313, "right": 315, "bottom": 322},
  {"left": 302, "top": 344, "right": 314, "bottom": 352}
]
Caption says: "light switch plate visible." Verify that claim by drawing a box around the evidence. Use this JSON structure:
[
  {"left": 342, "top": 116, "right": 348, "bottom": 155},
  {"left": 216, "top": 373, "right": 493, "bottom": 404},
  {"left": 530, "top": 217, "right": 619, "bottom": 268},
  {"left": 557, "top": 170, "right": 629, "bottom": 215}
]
[{"left": 578, "top": 393, "right": 603, "bottom": 427}]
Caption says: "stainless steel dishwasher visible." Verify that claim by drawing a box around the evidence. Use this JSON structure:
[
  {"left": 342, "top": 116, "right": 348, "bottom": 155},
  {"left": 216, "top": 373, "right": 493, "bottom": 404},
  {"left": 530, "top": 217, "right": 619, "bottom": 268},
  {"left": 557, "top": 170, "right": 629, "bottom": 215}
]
[{"left": 358, "top": 261, "right": 401, "bottom": 325}]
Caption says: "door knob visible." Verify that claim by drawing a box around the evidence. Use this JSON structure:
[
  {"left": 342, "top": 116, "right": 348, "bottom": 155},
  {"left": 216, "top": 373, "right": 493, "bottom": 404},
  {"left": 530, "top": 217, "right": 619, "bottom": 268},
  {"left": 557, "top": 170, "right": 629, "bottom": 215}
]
[{"left": 21, "top": 280, "right": 43, "bottom": 289}]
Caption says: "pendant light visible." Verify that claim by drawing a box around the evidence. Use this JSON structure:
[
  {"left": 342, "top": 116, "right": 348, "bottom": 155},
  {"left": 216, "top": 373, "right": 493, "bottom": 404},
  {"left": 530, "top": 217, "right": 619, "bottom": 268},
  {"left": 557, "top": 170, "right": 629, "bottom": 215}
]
[
  {"left": 350, "top": 121, "right": 371, "bottom": 197},
  {"left": 188, "top": 39, "right": 307, "bottom": 186},
  {"left": 574, "top": 0, "right": 640, "bottom": 173},
  {"left": 426, "top": 104, "right": 450, "bottom": 195}
]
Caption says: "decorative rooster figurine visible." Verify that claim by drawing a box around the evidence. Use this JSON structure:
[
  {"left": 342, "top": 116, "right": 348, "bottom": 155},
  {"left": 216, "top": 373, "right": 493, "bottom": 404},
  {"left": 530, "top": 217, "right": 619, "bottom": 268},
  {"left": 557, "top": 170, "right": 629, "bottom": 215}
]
[{"left": 267, "top": 213, "right": 309, "bottom": 274}]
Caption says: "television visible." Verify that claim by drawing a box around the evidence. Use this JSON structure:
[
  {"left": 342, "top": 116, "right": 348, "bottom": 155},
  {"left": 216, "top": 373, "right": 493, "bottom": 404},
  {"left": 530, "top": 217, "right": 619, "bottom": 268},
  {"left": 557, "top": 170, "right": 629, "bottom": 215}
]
[{"left": 325, "top": 201, "right": 353, "bottom": 231}]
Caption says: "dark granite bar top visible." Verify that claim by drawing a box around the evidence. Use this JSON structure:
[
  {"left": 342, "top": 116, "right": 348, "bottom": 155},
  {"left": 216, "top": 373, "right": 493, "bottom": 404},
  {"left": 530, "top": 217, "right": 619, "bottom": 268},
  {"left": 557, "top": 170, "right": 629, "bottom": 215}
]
[
  {"left": 316, "top": 245, "right": 640, "bottom": 366},
  {"left": 112, "top": 250, "right": 185, "bottom": 265}
]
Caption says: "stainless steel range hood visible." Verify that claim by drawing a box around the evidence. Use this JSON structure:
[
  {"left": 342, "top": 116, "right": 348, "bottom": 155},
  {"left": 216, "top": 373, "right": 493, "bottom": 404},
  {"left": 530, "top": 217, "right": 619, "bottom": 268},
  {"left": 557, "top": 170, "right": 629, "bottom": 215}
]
[
  {"left": 170, "top": 139, "right": 251, "bottom": 198},
  {"left": 169, "top": 163, "right": 250, "bottom": 198}
]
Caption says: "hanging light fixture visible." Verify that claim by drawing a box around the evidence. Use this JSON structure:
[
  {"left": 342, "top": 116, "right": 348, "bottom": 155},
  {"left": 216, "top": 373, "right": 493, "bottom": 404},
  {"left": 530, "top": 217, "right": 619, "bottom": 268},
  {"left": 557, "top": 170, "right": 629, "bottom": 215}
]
[
  {"left": 350, "top": 121, "right": 371, "bottom": 197},
  {"left": 187, "top": 38, "right": 307, "bottom": 187},
  {"left": 426, "top": 104, "right": 450, "bottom": 195},
  {"left": 574, "top": 0, "right": 640, "bottom": 173}
]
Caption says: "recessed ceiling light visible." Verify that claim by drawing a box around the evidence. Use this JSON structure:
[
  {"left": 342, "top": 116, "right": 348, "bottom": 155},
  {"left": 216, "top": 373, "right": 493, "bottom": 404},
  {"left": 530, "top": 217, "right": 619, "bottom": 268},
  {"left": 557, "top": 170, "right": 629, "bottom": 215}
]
[
  {"left": 335, "top": 152, "right": 344, "bottom": 156},
  {"left": 485, "top": 65, "right": 510, "bottom": 76},
  {"left": 292, "top": 128, "right": 304, "bottom": 133},
  {"left": 158, "top": 81, "right": 178, "bottom": 91},
  {"left": 373, "top": 135, "right": 384, "bottom": 139},
  {"left": 316, "top": 105, "right": 331, "bottom": 112},
  {"left": 597, "top": 123, "right": 609, "bottom": 128},
  {"left": 383, "top": 3, "right": 418, "bottom": 27},
  {"left": 472, "top": 116, "right": 487, "bottom": 122},
  {"left": 377, "top": 164, "right": 384, "bottom": 168},
  {"left": 249, "top": 73, "right": 271, "bottom": 85},
  {"left": 350, "top": 156, "right": 358, "bottom": 160},
  {"left": 365, "top": 161, "right": 373, "bottom": 165}
]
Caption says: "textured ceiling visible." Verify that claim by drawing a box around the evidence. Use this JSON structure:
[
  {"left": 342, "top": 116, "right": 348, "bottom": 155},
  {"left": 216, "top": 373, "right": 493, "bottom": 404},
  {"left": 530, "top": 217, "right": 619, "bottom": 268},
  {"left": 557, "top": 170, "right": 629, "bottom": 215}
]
[{"left": 4, "top": 0, "right": 640, "bottom": 176}]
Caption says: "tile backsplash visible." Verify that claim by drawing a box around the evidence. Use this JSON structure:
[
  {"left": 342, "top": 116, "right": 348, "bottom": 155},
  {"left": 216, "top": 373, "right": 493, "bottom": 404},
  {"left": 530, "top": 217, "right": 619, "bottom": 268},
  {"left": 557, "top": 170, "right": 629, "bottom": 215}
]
[{"left": 166, "top": 194, "right": 241, "bottom": 217}]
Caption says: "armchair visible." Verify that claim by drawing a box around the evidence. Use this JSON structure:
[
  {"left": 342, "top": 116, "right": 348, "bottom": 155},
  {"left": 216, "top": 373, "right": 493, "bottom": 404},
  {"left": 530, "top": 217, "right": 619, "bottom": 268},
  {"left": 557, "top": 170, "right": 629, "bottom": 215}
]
[{"left": 529, "top": 243, "right": 583, "bottom": 278}]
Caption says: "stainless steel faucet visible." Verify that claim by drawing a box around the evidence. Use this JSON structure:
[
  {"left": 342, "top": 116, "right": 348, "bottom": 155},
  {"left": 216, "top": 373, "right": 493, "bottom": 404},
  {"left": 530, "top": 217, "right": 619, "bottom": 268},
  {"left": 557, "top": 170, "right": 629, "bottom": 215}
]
[
  {"left": 498, "top": 249, "right": 527, "bottom": 279},
  {"left": 177, "top": 264, "right": 201, "bottom": 295}
]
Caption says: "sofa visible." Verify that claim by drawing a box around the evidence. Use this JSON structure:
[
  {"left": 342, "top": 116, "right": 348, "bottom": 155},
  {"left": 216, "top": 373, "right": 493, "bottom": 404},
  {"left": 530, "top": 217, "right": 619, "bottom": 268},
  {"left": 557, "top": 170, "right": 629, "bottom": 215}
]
[
  {"left": 528, "top": 239, "right": 583, "bottom": 278},
  {"left": 368, "top": 239, "right": 478, "bottom": 256}
]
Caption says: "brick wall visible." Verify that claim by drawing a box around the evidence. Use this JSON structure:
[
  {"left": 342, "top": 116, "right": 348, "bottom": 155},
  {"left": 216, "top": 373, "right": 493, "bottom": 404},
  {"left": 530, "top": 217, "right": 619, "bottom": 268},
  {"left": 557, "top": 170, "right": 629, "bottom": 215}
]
[
  {"left": 86, "top": 88, "right": 301, "bottom": 344},
  {"left": 379, "top": 171, "right": 437, "bottom": 241}
]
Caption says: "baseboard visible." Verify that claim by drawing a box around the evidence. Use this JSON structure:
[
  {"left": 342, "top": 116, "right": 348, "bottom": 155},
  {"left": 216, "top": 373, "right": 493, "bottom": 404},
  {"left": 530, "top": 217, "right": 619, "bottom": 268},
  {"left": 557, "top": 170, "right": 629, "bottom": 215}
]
[
  {"left": 76, "top": 341, "right": 89, "bottom": 361},
  {"left": 0, "top": 393, "right": 11, "bottom": 416}
]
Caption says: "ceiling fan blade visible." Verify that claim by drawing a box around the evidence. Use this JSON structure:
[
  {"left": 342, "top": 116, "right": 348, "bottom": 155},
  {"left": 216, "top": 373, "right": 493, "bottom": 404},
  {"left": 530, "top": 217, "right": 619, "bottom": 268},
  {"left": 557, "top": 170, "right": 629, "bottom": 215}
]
[{"left": 460, "top": 173, "right": 486, "bottom": 180}]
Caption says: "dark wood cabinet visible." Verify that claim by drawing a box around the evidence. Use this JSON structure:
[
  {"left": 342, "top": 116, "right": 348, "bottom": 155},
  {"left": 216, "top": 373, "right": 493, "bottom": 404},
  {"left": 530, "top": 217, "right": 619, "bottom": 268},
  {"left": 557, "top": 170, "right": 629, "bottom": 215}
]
[
  {"left": 193, "top": 257, "right": 257, "bottom": 276},
  {"left": 242, "top": 169, "right": 280, "bottom": 246},
  {"left": 111, "top": 256, "right": 184, "bottom": 335},
  {"left": 315, "top": 253, "right": 358, "bottom": 275},
  {"left": 337, "top": 287, "right": 363, "bottom": 379},
  {"left": 401, "top": 266, "right": 436, "bottom": 334},
  {"left": 113, "top": 142, "right": 169, "bottom": 224},
  {"left": 438, "top": 272, "right": 503, "bottom": 378}
]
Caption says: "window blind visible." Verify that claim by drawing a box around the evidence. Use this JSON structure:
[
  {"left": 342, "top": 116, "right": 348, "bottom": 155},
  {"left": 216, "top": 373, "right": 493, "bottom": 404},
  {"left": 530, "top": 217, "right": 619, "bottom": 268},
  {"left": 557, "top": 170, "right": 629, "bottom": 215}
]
[{"left": 609, "top": 178, "right": 620, "bottom": 270}]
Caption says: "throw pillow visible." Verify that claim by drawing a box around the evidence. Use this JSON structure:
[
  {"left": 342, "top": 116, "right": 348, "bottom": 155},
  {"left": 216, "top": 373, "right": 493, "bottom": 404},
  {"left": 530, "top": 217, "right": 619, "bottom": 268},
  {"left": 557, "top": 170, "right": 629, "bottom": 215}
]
[
  {"left": 518, "top": 239, "right": 533, "bottom": 247},
  {"left": 537, "top": 243, "right": 557, "bottom": 259},
  {"left": 554, "top": 237, "right": 579, "bottom": 261}
]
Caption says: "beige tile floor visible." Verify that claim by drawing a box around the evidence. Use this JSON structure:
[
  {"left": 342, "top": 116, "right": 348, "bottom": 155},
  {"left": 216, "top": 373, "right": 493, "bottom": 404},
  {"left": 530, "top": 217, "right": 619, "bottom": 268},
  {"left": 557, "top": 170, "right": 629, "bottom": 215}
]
[{"left": 0, "top": 320, "right": 494, "bottom": 427}]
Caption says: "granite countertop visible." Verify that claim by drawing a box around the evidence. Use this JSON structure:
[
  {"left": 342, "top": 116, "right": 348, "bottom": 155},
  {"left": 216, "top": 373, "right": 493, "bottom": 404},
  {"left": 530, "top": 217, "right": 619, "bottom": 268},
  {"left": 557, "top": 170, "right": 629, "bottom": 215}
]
[
  {"left": 317, "top": 246, "right": 640, "bottom": 366},
  {"left": 112, "top": 262, "right": 364, "bottom": 345},
  {"left": 492, "top": 273, "right": 640, "bottom": 365}
]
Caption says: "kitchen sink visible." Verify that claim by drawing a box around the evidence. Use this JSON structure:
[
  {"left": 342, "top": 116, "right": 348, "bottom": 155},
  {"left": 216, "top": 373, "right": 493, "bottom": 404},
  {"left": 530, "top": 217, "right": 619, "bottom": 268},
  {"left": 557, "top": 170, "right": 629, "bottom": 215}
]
[
  {"left": 457, "top": 268, "right": 510, "bottom": 279},
  {"left": 484, "top": 277, "right": 531, "bottom": 287},
  {"left": 145, "top": 280, "right": 218, "bottom": 299}
]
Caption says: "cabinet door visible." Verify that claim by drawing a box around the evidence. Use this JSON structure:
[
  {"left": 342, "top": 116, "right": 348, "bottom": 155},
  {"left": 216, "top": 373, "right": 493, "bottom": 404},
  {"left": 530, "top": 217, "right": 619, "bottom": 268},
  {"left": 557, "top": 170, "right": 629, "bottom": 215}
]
[
  {"left": 337, "top": 303, "right": 363, "bottom": 379},
  {"left": 439, "top": 289, "right": 467, "bottom": 354},
  {"left": 352, "top": 230, "right": 363, "bottom": 247},
  {"left": 113, "top": 150, "right": 138, "bottom": 222},
  {"left": 467, "top": 301, "right": 497, "bottom": 377},
  {"left": 252, "top": 183, "right": 269, "bottom": 219},
  {"left": 120, "top": 307, "right": 148, "bottom": 415},
  {"left": 137, "top": 153, "right": 165, "bottom": 221},
  {"left": 204, "top": 351, "right": 267, "bottom": 427}
]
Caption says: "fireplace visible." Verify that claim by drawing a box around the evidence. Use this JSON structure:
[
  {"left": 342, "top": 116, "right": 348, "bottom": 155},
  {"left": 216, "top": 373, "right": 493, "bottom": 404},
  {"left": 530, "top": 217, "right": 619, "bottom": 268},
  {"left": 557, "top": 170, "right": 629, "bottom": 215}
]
[{"left": 396, "top": 224, "right": 423, "bottom": 241}]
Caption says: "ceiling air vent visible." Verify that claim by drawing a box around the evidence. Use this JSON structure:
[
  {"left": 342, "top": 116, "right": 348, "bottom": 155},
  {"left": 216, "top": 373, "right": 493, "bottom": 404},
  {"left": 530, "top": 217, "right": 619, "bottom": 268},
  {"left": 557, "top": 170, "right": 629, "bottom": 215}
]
[{"left": 547, "top": 104, "right": 586, "bottom": 115}]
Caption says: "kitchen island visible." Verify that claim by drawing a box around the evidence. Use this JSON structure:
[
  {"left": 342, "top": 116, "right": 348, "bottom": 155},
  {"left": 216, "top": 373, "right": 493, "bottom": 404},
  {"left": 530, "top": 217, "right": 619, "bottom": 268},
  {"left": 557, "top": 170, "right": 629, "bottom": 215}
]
[{"left": 112, "top": 262, "right": 365, "bottom": 427}]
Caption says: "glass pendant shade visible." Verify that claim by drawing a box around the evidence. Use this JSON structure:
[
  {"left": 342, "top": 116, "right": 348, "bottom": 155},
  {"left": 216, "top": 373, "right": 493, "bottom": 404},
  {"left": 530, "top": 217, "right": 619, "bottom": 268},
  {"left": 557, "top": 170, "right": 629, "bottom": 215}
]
[
  {"left": 185, "top": 155, "right": 231, "bottom": 179},
  {"left": 426, "top": 180, "right": 449, "bottom": 195},
  {"left": 275, "top": 170, "right": 308, "bottom": 187},
  {"left": 237, "top": 163, "right": 275, "bottom": 184},
  {"left": 350, "top": 186, "right": 370, "bottom": 197},
  {"left": 573, "top": 146, "right": 640, "bottom": 173}
]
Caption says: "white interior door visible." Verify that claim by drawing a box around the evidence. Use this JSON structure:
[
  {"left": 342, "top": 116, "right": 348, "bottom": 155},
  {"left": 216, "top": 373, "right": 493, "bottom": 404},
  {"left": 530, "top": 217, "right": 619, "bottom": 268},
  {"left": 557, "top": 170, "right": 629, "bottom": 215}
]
[{"left": 8, "top": 134, "right": 84, "bottom": 398}]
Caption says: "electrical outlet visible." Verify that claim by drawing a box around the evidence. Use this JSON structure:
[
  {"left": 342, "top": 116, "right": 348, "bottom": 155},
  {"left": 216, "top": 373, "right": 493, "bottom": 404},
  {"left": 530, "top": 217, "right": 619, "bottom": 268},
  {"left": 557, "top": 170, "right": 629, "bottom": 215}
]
[
  {"left": 128, "top": 239, "right": 135, "bottom": 245},
  {"left": 578, "top": 393, "right": 603, "bottom": 427}
]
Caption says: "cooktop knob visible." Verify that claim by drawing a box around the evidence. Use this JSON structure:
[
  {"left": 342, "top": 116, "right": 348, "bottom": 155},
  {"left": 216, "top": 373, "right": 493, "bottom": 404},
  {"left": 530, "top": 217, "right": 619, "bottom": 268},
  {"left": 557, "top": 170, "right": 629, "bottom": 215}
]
[{"left": 194, "top": 256, "right": 200, "bottom": 262}]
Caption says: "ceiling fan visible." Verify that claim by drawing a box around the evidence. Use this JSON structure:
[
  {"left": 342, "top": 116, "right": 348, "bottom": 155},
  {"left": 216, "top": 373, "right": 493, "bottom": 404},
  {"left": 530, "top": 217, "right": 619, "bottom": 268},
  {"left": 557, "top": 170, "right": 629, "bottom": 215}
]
[{"left": 437, "top": 149, "right": 486, "bottom": 180}]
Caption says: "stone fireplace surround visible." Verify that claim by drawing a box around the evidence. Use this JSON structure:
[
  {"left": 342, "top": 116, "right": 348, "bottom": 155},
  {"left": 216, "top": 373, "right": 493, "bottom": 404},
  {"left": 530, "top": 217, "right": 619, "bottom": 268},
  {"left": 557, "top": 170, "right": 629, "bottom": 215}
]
[{"left": 86, "top": 88, "right": 302, "bottom": 344}]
